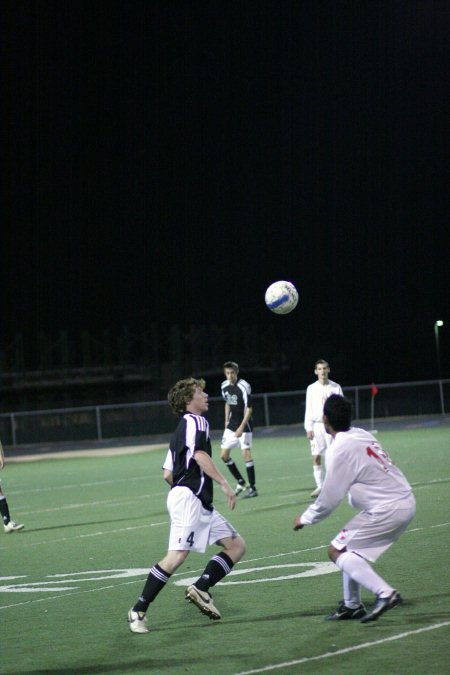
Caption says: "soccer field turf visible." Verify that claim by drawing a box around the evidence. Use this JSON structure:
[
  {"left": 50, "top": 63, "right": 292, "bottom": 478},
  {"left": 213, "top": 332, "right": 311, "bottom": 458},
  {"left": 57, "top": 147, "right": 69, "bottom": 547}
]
[{"left": 1, "top": 426, "right": 449, "bottom": 674}]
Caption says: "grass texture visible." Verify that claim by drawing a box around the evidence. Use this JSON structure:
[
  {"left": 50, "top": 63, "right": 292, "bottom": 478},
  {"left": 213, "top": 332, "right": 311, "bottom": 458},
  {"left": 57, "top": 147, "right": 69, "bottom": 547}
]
[{"left": 1, "top": 426, "right": 449, "bottom": 674}]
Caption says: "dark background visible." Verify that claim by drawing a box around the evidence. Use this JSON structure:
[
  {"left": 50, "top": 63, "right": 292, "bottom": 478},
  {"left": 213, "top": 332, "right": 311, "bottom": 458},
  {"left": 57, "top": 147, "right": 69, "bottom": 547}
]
[{"left": 1, "top": 1, "right": 449, "bottom": 407}]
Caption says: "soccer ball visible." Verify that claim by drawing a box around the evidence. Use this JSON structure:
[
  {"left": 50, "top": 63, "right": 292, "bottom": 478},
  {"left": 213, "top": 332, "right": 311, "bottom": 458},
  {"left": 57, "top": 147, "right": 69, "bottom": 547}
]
[{"left": 264, "top": 280, "right": 299, "bottom": 315}]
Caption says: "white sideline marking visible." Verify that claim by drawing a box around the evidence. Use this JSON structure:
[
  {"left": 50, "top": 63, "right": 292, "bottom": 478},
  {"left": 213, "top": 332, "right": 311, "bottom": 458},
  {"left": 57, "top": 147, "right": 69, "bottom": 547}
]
[
  {"left": 17, "top": 493, "right": 160, "bottom": 516},
  {"left": 6, "top": 474, "right": 154, "bottom": 496},
  {"left": 233, "top": 622, "right": 450, "bottom": 675},
  {"left": 0, "top": 521, "right": 167, "bottom": 551}
]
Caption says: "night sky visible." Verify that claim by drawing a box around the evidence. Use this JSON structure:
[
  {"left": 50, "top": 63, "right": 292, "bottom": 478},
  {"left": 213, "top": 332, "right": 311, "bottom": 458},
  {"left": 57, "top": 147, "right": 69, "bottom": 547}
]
[{"left": 2, "top": 1, "right": 449, "bottom": 387}]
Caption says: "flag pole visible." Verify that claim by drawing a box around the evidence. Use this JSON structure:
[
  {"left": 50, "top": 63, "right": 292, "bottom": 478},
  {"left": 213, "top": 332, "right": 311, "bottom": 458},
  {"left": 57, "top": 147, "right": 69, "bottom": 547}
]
[{"left": 370, "top": 383, "right": 378, "bottom": 434}]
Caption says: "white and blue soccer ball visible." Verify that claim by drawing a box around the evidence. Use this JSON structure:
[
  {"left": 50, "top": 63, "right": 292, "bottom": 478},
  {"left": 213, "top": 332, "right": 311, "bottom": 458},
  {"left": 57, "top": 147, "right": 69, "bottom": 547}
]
[{"left": 264, "top": 280, "right": 299, "bottom": 315}]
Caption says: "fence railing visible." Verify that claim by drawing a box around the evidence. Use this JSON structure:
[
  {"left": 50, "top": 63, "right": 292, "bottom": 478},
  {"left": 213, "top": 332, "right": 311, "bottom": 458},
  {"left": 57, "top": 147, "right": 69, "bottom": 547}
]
[{"left": 1, "top": 379, "right": 448, "bottom": 447}]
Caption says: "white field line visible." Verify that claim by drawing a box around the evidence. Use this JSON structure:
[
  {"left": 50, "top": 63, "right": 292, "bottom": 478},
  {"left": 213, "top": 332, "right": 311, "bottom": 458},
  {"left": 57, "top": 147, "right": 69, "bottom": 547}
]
[
  {"left": 0, "top": 497, "right": 448, "bottom": 552},
  {"left": 233, "top": 622, "right": 450, "bottom": 675},
  {"left": 8, "top": 474, "right": 448, "bottom": 516},
  {"left": 8, "top": 473, "right": 448, "bottom": 497},
  {"left": 17, "top": 493, "right": 165, "bottom": 516},
  {"left": 1, "top": 522, "right": 449, "bottom": 610},
  {"left": 0, "top": 543, "right": 341, "bottom": 611},
  {"left": 0, "top": 521, "right": 168, "bottom": 551},
  {"left": 7, "top": 443, "right": 166, "bottom": 463},
  {"left": 6, "top": 474, "right": 155, "bottom": 496}
]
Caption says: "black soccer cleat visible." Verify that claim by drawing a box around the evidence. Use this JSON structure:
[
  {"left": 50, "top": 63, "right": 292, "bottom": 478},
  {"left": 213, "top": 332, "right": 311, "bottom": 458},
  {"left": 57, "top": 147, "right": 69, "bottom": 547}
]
[
  {"left": 360, "top": 590, "right": 402, "bottom": 623},
  {"left": 325, "top": 600, "right": 367, "bottom": 620}
]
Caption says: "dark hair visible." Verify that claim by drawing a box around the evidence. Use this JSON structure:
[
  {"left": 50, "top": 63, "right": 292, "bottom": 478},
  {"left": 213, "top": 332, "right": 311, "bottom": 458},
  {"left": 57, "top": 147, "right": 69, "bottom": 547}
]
[
  {"left": 323, "top": 394, "right": 352, "bottom": 432},
  {"left": 315, "top": 359, "right": 329, "bottom": 367},
  {"left": 223, "top": 361, "right": 239, "bottom": 371},
  {"left": 168, "top": 377, "right": 206, "bottom": 415}
]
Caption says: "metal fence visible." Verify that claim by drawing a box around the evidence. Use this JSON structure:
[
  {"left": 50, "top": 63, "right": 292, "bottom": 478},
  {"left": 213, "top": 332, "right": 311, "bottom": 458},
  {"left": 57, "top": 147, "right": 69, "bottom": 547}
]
[{"left": 1, "top": 379, "right": 448, "bottom": 447}]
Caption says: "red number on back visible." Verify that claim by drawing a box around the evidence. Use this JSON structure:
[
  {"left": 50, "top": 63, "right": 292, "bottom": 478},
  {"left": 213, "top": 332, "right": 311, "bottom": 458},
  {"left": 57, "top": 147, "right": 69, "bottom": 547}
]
[{"left": 366, "top": 446, "right": 388, "bottom": 470}]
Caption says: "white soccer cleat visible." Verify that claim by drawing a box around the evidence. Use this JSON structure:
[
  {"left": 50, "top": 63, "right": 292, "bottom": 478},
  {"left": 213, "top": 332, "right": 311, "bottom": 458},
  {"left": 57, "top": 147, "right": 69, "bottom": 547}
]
[
  {"left": 127, "top": 609, "right": 149, "bottom": 633},
  {"left": 185, "top": 585, "right": 221, "bottom": 620},
  {"left": 4, "top": 521, "right": 25, "bottom": 533},
  {"left": 242, "top": 487, "right": 258, "bottom": 499},
  {"left": 234, "top": 483, "right": 247, "bottom": 495},
  {"left": 310, "top": 487, "right": 321, "bottom": 498}
]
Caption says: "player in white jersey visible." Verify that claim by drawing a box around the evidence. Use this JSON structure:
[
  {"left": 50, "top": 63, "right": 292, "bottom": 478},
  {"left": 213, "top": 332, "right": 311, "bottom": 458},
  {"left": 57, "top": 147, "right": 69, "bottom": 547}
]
[
  {"left": 304, "top": 359, "right": 343, "bottom": 497},
  {"left": 293, "top": 394, "right": 416, "bottom": 623}
]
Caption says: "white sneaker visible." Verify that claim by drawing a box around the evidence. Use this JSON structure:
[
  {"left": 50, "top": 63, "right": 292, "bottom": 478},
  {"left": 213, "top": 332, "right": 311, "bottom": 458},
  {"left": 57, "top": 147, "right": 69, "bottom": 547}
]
[
  {"left": 234, "top": 482, "right": 247, "bottom": 495},
  {"left": 310, "top": 487, "right": 321, "bottom": 497},
  {"left": 127, "top": 609, "right": 149, "bottom": 633},
  {"left": 4, "top": 521, "right": 24, "bottom": 533},
  {"left": 185, "top": 585, "right": 221, "bottom": 620}
]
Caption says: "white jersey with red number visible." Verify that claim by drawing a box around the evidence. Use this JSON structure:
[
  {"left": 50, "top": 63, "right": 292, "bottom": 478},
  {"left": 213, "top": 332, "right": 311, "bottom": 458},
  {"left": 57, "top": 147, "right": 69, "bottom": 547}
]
[
  {"left": 300, "top": 427, "right": 413, "bottom": 525},
  {"left": 304, "top": 380, "right": 343, "bottom": 432}
]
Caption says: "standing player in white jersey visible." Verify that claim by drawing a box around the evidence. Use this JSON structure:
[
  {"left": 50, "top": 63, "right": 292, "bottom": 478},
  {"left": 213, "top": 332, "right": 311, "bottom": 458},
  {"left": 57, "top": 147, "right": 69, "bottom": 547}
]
[
  {"left": 293, "top": 394, "right": 416, "bottom": 623},
  {"left": 220, "top": 361, "right": 257, "bottom": 498},
  {"left": 304, "top": 359, "right": 343, "bottom": 497},
  {"left": 128, "top": 377, "right": 245, "bottom": 634}
]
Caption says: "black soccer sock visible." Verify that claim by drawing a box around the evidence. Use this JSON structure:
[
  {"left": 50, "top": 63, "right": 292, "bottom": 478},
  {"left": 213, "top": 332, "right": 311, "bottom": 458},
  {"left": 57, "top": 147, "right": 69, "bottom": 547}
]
[
  {"left": 245, "top": 460, "right": 256, "bottom": 489},
  {"left": 133, "top": 564, "right": 171, "bottom": 613},
  {"left": 223, "top": 458, "right": 245, "bottom": 484},
  {"left": 0, "top": 497, "right": 11, "bottom": 525},
  {"left": 194, "top": 553, "right": 234, "bottom": 592}
]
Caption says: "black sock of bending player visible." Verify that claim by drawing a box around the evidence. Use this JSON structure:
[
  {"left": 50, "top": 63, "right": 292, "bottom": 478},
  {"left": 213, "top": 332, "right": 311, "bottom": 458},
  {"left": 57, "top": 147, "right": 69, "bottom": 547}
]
[
  {"left": 0, "top": 497, "right": 11, "bottom": 525},
  {"left": 194, "top": 553, "right": 234, "bottom": 592},
  {"left": 245, "top": 460, "right": 256, "bottom": 489},
  {"left": 223, "top": 458, "right": 245, "bottom": 484},
  {"left": 133, "top": 564, "right": 171, "bottom": 613}
]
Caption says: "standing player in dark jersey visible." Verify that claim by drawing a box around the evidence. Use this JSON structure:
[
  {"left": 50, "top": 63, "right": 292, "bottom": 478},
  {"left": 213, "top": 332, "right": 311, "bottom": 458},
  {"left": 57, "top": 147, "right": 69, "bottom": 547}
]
[
  {"left": 0, "top": 442, "right": 24, "bottom": 533},
  {"left": 220, "top": 361, "right": 258, "bottom": 498},
  {"left": 128, "top": 377, "right": 246, "bottom": 634}
]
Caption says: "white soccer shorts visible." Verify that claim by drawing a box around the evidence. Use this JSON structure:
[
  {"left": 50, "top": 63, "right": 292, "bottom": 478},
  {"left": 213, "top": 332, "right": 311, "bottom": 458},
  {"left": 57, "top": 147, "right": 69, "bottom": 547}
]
[
  {"left": 221, "top": 428, "right": 252, "bottom": 450},
  {"left": 310, "top": 422, "right": 332, "bottom": 456},
  {"left": 330, "top": 496, "right": 416, "bottom": 562},
  {"left": 167, "top": 486, "right": 239, "bottom": 553}
]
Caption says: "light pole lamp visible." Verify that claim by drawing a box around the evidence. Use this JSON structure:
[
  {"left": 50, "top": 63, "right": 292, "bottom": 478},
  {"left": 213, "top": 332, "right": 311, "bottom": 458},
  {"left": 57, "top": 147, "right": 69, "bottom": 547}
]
[{"left": 434, "top": 320, "right": 444, "bottom": 379}]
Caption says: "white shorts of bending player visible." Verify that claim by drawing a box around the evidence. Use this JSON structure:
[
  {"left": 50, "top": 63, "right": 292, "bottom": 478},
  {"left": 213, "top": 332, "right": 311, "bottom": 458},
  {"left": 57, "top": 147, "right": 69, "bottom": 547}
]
[
  {"left": 221, "top": 428, "right": 252, "bottom": 450},
  {"left": 331, "top": 495, "right": 416, "bottom": 562},
  {"left": 167, "top": 486, "right": 239, "bottom": 553}
]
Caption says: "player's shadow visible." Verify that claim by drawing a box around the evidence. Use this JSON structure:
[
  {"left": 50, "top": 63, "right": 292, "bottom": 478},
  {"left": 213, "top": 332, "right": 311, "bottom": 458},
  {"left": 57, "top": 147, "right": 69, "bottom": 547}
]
[{"left": 6, "top": 654, "right": 225, "bottom": 675}]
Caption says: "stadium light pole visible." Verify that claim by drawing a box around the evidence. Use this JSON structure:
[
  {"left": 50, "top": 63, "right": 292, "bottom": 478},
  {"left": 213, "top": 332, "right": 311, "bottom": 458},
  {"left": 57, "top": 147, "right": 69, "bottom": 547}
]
[
  {"left": 434, "top": 320, "right": 445, "bottom": 415},
  {"left": 434, "top": 320, "right": 444, "bottom": 379}
]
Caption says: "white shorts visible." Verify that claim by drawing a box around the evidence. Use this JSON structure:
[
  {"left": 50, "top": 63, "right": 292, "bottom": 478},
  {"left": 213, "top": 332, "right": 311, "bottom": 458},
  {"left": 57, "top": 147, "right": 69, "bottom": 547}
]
[
  {"left": 221, "top": 428, "right": 252, "bottom": 450},
  {"left": 310, "top": 422, "right": 332, "bottom": 456},
  {"left": 331, "top": 495, "right": 416, "bottom": 562},
  {"left": 167, "top": 487, "right": 239, "bottom": 553}
]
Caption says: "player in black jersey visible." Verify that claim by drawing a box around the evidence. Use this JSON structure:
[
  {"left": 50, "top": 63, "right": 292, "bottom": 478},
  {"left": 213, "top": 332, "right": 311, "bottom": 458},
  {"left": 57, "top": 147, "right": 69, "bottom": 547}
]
[
  {"left": 0, "top": 442, "right": 24, "bottom": 533},
  {"left": 128, "top": 377, "right": 246, "bottom": 633},
  {"left": 220, "top": 361, "right": 258, "bottom": 498}
]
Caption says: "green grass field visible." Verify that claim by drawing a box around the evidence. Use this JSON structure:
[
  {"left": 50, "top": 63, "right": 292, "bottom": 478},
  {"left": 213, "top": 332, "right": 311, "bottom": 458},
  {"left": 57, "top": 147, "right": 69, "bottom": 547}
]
[{"left": 1, "top": 426, "right": 449, "bottom": 674}]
